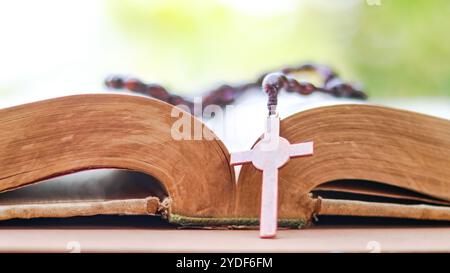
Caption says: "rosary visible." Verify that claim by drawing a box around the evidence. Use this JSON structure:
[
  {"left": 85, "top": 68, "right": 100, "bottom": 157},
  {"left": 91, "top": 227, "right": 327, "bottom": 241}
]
[{"left": 105, "top": 63, "right": 368, "bottom": 238}]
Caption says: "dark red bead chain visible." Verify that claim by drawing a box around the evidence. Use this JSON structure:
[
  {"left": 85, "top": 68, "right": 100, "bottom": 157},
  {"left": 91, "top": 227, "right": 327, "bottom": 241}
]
[{"left": 105, "top": 63, "right": 367, "bottom": 113}]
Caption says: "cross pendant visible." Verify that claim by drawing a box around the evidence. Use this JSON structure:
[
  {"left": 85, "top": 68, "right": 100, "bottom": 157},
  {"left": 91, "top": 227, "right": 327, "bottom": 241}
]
[{"left": 230, "top": 115, "right": 314, "bottom": 238}]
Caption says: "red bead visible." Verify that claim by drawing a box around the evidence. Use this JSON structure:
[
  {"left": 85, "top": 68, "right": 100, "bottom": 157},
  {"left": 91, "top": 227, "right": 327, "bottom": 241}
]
[
  {"left": 146, "top": 85, "right": 170, "bottom": 101},
  {"left": 169, "top": 95, "right": 185, "bottom": 105},
  {"left": 286, "top": 78, "right": 300, "bottom": 93},
  {"left": 125, "top": 78, "right": 144, "bottom": 92},
  {"left": 105, "top": 75, "right": 124, "bottom": 89},
  {"left": 299, "top": 82, "right": 315, "bottom": 95}
]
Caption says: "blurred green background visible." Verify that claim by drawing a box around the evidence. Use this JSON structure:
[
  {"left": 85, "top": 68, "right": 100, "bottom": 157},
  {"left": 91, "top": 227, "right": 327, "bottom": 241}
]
[
  {"left": 0, "top": 0, "right": 449, "bottom": 104},
  {"left": 107, "top": 0, "right": 450, "bottom": 96}
]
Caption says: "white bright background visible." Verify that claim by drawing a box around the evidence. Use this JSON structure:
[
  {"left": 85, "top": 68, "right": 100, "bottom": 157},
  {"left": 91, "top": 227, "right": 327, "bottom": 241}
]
[{"left": 0, "top": 1, "right": 132, "bottom": 107}]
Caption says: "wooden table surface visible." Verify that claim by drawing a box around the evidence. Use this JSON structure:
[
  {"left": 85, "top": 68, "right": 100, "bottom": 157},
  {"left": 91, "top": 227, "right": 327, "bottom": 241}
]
[{"left": 1, "top": 226, "right": 449, "bottom": 253}]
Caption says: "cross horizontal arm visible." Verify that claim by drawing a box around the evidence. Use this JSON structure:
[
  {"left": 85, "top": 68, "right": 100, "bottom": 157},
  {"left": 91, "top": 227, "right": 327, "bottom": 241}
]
[
  {"left": 289, "top": 141, "right": 314, "bottom": 157},
  {"left": 230, "top": 150, "right": 254, "bottom": 166}
]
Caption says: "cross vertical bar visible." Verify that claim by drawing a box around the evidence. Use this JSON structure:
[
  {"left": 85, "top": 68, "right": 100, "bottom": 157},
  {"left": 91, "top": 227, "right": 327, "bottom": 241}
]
[{"left": 260, "top": 167, "right": 278, "bottom": 238}]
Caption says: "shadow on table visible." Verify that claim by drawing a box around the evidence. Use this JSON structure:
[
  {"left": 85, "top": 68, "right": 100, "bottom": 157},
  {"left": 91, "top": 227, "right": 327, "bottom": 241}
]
[
  {"left": 315, "top": 215, "right": 450, "bottom": 228},
  {"left": 0, "top": 215, "right": 176, "bottom": 229},
  {"left": 0, "top": 215, "right": 450, "bottom": 230}
]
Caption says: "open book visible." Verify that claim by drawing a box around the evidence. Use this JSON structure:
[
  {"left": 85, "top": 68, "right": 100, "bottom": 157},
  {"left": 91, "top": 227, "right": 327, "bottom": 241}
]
[{"left": 1, "top": 94, "right": 450, "bottom": 228}]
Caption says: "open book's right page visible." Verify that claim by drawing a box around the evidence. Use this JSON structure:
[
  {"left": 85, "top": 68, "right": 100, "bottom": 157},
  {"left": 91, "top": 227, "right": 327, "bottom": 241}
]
[{"left": 206, "top": 89, "right": 450, "bottom": 153}]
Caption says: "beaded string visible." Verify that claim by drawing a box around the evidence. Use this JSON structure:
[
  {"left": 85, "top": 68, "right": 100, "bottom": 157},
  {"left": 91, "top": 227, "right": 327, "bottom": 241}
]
[{"left": 105, "top": 63, "right": 367, "bottom": 113}]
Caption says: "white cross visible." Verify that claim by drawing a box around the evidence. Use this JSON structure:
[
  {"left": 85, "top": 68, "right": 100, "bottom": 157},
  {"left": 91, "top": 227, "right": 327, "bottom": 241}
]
[{"left": 230, "top": 115, "right": 314, "bottom": 238}]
